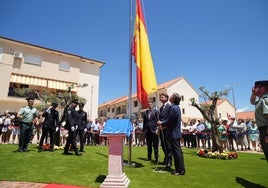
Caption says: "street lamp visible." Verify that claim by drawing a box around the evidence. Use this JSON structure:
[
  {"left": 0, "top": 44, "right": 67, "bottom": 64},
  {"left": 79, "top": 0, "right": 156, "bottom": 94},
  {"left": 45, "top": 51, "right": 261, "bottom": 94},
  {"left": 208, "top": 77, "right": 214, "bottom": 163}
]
[
  {"left": 225, "top": 84, "right": 238, "bottom": 120},
  {"left": 90, "top": 86, "right": 93, "bottom": 119}
]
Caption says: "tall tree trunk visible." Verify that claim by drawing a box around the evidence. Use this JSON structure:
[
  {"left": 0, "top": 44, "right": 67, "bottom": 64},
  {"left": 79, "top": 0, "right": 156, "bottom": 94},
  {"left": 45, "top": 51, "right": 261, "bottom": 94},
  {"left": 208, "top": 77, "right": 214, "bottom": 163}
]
[{"left": 211, "top": 122, "right": 223, "bottom": 153}]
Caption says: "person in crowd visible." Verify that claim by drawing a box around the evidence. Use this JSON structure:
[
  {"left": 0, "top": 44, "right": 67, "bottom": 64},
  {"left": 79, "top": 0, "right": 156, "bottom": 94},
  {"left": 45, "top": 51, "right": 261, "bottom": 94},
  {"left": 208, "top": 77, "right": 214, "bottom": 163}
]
[
  {"left": 245, "top": 120, "right": 252, "bottom": 150},
  {"left": 134, "top": 118, "right": 144, "bottom": 146},
  {"left": 181, "top": 120, "right": 190, "bottom": 148},
  {"left": 158, "top": 93, "right": 172, "bottom": 169},
  {"left": 217, "top": 119, "right": 228, "bottom": 150},
  {"left": 1, "top": 113, "right": 12, "bottom": 144},
  {"left": 11, "top": 111, "right": 20, "bottom": 144},
  {"left": 63, "top": 99, "right": 81, "bottom": 156},
  {"left": 60, "top": 124, "right": 68, "bottom": 146},
  {"left": 250, "top": 80, "right": 268, "bottom": 161},
  {"left": 204, "top": 120, "right": 212, "bottom": 149},
  {"left": 227, "top": 117, "right": 238, "bottom": 151},
  {"left": 85, "top": 119, "right": 92, "bottom": 145},
  {"left": 17, "top": 96, "right": 38, "bottom": 152},
  {"left": 188, "top": 119, "right": 197, "bottom": 148},
  {"left": 34, "top": 112, "right": 44, "bottom": 144},
  {"left": 249, "top": 120, "right": 259, "bottom": 151},
  {"left": 157, "top": 92, "right": 186, "bottom": 175},
  {"left": 91, "top": 118, "right": 100, "bottom": 145},
  {"left": 143, "top": 102, "right": 160, "bottom": 163},
  {"left": 196, "top": 119, "right": 206, "bottom": 148},
  {"left": 76, "top": 103, "right": 87, "bottom": 152},
  {"left": 236, "top": 118, "right": 248, "bottom": 151},
  {"left": 38, "top": 102, "right": 59, "bottom": 152}
]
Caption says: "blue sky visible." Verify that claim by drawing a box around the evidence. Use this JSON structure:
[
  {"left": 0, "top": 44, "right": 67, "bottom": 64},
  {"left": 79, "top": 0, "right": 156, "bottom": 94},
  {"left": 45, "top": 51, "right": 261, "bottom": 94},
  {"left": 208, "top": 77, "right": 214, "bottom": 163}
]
[{"left": 1, "top": 0, "right": 267, "bottom": 112}]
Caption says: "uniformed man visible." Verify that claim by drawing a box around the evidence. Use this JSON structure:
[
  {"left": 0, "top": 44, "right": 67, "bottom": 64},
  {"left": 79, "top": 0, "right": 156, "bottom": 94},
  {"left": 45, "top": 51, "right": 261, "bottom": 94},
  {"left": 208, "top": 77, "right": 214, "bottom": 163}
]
[
  {"left": 38, "top": 102, "right": 59, "bottom": 152},
  {"left": 250, "top": 80, "right": 268, "bottom": 162},
  {"left": 63, "top": 99, "right": 82, "bottom": 156},
  {"left": 17, "top": 95, "right": 38, "bottom": 152},
  {"left": 76, "top": 102, "right": 87, "bottom": 152}
]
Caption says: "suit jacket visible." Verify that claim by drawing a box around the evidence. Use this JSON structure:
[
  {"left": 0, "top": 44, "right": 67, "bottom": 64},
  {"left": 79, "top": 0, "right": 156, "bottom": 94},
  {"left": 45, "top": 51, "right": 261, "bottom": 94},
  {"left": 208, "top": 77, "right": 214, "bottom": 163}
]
[
  {"left": 143, "top": 108, "right": 159, "bottom": 135},
  {"left": 159, "top": 103, "right": 171, "bottom": 122},
  {"left": 161, "top": 104, "right": 182, "bottom": 139},
  {"left": 77, "top": 110, "right": 87, "bottom": 130}
]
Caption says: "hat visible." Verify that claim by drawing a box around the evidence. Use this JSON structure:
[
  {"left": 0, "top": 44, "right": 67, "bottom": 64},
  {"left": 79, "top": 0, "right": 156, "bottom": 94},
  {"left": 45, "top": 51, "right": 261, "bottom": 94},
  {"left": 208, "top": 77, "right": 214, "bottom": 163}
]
[
  {"left": 71, "top": 99, "right": 79, "bottom": 104},
  {"left": 25, "top": 95, "right": 35, "bottom": 101},
  {"left": 255, "top": 80, "right": 268, "bottom": 88},
  {"left": 51, "top": 102, "right": 58, "bottom": 107},
  {"left": 79, "top": 103, "right": 84, "bottom": 107}
]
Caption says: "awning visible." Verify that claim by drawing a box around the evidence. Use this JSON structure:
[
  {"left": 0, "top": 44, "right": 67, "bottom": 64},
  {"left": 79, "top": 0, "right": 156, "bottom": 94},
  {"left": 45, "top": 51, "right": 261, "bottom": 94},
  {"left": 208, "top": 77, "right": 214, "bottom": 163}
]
[
  {"left": 10, "top": 74, "right": 47, "bottom": 87},
  {"left": 10, "top": 74, "right": 77, "bottom": 91}
]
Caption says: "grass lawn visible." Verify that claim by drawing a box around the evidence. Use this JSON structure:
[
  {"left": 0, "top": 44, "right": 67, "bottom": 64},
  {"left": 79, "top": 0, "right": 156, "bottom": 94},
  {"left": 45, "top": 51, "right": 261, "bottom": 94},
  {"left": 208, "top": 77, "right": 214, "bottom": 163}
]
[{"left": 0, "top": 144, "right": 267, "bottom": 188}]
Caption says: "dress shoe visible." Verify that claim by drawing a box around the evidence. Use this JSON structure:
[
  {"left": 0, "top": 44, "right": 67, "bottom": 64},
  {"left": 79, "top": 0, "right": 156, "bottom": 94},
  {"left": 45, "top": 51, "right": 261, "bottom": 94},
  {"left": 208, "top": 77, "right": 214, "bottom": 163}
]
[
  {"left": 38, "top": 148, "right": 43, "bottom": 152},
  {"left": 171, "top": 170, "right": 186, "bottom": 176},
  {"left": 163, "top": 166, "right": 172, "bottom": 171},
  {"left": 75, "top": 152, "right": 82, "bottom": 156},
  {"left": 79, "top": 150, "right": 85, "bottom": 153},
  {"left": 18, "top": 149, "right": 23, "bottom": 152},
  {"left": 62, "top": 151, "right": 73, "bottom": 155}
]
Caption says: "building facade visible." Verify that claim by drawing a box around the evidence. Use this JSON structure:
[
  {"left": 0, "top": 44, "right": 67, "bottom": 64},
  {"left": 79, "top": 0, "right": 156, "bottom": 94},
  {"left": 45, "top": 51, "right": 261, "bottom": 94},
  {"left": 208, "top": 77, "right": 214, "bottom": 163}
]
[
  {"left": 0, "top": 37, "right": 104, "bottom": 119},
  {"left": 98, "top": 77, "right": 236, "bottom": 121}
]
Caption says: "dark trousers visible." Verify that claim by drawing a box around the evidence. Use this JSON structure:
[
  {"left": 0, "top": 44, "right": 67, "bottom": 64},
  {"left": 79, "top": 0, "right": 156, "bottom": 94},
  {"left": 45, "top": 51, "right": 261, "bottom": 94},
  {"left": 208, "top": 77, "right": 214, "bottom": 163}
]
[
  {"left": 169, "top": 138, "right": 185, "bottom": 173},
  {"left": 145, "top": 130, "right": 159, "bottom": 161},
  {"left": 19, "top": 123, "right": 33, "bottom": 150},
  {"left": 64, "top": 130, "right": 78, "bottom": 152},
  {"left": 259, "top": 126, "right": 268, "bottom": 162},
  {"left": 160, "top": 130, "right": 172, "bottom": 166},
  {"left": 76, "top": 129, "right": 85, "bottom": 151},
  {"left": 39, "top": 127, "right": 55, "bottom": 149}
]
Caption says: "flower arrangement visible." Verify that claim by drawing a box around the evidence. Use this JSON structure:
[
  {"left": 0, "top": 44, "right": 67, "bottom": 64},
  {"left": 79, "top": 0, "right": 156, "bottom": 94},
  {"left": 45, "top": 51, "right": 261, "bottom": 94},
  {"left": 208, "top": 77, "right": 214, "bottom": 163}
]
[{"left": 197, "top": 149, "right": 238, "bottom": 160}]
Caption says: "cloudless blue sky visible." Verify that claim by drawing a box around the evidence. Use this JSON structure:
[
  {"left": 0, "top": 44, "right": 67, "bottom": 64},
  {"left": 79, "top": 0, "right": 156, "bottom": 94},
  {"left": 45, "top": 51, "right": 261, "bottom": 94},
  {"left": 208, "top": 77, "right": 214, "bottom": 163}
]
[{"left": 1, "top": 0, "right": 268, "bottom": 112}]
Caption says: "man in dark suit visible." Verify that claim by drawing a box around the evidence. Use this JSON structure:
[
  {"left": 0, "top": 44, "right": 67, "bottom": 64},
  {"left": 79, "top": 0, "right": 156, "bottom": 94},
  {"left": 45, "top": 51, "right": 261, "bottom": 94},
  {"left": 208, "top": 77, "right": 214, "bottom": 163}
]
[
  {"left": 63, "top": 99, "right": 82, "bottom": 156},
  {"left": 159, "top": 93, "right": 172, "bottom": 170},
  {"left": 38, "top": 102, "right": 59, "bottom": 152},
  {"left": 157, "top": 93, "right": 186, "bottom": 175},
  {"left": 76, "top": 102, "right": 87, "bottom": 152},
  {"left": 143, "top": 102, "right": 160, "bottom": 163}
]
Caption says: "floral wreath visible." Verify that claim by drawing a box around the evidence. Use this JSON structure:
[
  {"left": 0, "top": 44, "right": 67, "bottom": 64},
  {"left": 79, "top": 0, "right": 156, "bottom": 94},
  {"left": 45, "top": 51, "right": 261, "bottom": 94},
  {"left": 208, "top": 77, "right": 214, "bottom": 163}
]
[{"left": 197, "top": 149, "right": 238, "bottom": 160}]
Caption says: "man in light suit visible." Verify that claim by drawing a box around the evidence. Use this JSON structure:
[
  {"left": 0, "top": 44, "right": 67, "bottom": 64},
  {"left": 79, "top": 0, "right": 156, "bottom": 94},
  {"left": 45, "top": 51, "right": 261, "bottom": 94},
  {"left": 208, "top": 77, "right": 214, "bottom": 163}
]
[
  {"left": 158, "top": 93, "right": 186, "bottom": 175},
  {"left": 143, "top": 102, "right": 160, "bottom": 163}
]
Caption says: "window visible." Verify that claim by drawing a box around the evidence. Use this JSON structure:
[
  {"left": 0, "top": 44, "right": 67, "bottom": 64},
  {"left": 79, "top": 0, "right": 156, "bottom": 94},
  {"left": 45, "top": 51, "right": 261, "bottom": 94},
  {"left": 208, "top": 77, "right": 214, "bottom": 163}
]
[
  {"left": 59, "top": 61, "right": 70, "bottom": 71},
  {"left": 107, "top": 107, "right": 110, "bottom": 112},
  {"left": 133, "top": 100, "right": 138, "bottom": 107},
  {"left": 0, "top": 47, "right": 3, "bottom": 62},
  {"left": 24, "top": 55, "right": 42, "bottom": 66},
  {"left": 182, "top": 108, "right": 185, "bottom": 114},
  {"left": 112, "top": 108, "right": 114, "bottom": 113},
  {"left": 181, "top": 95, "right": 184, "bottom": 101}
]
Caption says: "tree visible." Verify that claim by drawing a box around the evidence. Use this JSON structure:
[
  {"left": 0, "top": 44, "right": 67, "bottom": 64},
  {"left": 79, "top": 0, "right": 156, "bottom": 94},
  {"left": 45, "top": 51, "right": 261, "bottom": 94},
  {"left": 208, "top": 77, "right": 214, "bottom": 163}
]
[{"left": 189, "top": 86, "right": 229, "bottom": 153}]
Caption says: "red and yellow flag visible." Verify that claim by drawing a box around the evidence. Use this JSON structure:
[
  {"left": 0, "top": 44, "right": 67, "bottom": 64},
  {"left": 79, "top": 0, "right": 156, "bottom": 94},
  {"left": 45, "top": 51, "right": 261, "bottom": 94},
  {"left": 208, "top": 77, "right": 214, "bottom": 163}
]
[{"left": 132, "top": 0, "right": 157, "bottom": 108}]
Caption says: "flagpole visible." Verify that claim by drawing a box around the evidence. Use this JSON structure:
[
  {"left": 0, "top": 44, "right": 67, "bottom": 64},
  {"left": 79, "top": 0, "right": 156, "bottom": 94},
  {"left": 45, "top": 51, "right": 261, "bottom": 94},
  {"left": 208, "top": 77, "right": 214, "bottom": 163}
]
[{"left": 127, "top": 0, "right": 134, "bottom": 166}]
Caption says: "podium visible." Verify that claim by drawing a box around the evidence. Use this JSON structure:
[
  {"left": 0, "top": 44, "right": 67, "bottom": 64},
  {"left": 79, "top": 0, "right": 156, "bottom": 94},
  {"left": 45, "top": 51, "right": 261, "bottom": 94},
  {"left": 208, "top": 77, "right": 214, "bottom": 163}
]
[{"left": 100, "top": 119, "right": 132, "bottom": 188}]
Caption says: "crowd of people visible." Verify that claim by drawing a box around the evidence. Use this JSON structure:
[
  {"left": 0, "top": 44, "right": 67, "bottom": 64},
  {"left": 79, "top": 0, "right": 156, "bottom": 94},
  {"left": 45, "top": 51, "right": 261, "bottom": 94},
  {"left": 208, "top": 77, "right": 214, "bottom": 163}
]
[
  {"left": 0, "top": 100, "right": 263, "bottom": 154},
  {"left": 0, "top": 79, "right": 267, "bottom": 165}
]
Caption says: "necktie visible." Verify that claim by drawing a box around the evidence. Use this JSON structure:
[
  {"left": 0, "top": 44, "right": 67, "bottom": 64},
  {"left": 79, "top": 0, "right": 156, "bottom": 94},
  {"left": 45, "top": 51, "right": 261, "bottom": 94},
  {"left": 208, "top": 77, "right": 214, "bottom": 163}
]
[{"left": 160, "top": 105, "right": 164, "bottom": 112}]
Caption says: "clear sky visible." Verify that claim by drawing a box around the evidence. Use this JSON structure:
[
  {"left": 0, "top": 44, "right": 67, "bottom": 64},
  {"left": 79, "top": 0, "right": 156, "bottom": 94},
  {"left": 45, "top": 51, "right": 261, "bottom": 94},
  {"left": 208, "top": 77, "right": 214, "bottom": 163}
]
[{"left": 1, "top": 0, "right": 267, "bottom": 112}]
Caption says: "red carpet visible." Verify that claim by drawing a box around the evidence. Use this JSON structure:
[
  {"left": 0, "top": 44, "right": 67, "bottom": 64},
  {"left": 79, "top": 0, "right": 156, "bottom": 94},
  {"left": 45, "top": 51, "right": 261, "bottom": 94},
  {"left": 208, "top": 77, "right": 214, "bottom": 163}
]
[
  {"left": 43, "top": 184, "right": 90, "bottom": 188},
  {"left": 0, "top": 181, "right": 95, "bottom": 188}
]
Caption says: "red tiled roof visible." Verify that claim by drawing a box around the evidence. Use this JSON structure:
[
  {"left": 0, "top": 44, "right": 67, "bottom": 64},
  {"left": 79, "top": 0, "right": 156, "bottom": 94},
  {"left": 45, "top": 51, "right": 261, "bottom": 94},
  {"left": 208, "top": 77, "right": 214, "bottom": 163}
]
[{"left": 236, "top": 111, "right": 255, "bottom": 120}]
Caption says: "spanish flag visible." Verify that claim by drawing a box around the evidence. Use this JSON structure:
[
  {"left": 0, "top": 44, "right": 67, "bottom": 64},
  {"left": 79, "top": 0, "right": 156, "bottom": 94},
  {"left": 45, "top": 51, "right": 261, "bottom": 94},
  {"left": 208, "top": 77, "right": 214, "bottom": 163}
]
[{"left": 132, "top": 0, "right": 157, "bottom": 108}]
